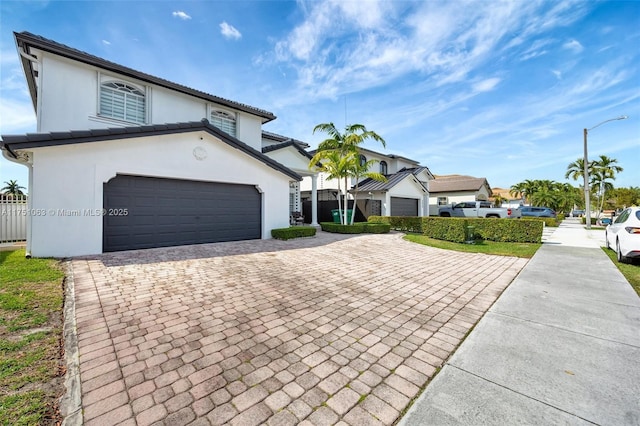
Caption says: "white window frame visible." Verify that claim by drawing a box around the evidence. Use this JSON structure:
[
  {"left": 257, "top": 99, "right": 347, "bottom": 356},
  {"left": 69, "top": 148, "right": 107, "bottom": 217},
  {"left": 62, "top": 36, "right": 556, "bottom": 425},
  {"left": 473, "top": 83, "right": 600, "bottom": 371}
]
[
  {"left": 209, "top": 107, "right": 237, "bottom": 137},
  {"left": 98, "top": 76, "right": 147, "bottom": 124},
  {"left": 437, "top": 196, "right": 448, "bottom": 206}
]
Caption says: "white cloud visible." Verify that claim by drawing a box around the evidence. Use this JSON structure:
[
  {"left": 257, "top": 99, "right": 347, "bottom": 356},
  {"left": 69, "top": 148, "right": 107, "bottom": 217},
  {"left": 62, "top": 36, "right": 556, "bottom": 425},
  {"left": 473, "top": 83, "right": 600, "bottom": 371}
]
[
  {"left": 473, "top": 78, "right": 501, "bottom": 93},
  {"left": 270, "top": 1, "right": 585, "bottom": 105},
  {"left": 551, "top": 70, "right": 562, "bottom": 79},
  {"left": 172, "top": 11, "right": 191, "bottom": 20},
  {"left": 102, "top": 40, "right": 111, "bottom": 45},
  {"left": 0, "top": 98, "right": 36, "bottom": 134},
  {"left": 220, "top": 22, "right": 242, "bottom": 40},
  {"left": 563, "top": 39, "right": 584, "bottom": 53}
]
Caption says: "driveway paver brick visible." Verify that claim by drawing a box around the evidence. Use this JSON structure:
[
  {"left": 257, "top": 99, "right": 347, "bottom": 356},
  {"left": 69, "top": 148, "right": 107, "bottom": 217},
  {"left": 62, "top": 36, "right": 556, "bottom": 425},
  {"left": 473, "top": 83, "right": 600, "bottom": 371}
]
[{"left": 69, "top": 231, "right": 527, "bottom": 425}]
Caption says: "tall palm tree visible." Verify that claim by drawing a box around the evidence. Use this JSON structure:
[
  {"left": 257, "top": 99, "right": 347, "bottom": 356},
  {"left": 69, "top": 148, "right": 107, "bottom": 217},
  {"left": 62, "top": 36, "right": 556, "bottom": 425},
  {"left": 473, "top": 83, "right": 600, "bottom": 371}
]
[
  {"left": 589, "top": 155, "right": 623, "bottom": 217},
  {"left": 309, "top": 150, "right": 353, "bottom": 224},
  {"left": 310, "top": 123, "right": 386, "bottom": 225},
  {"left": 565, "top": 158, "right": 588, "bottom": 182},
  {"left": 1, "top": 180, "right": 26, "bottom": 197},
  {"left": 509, "top": 179, "right": 537, "bottom": 205}
]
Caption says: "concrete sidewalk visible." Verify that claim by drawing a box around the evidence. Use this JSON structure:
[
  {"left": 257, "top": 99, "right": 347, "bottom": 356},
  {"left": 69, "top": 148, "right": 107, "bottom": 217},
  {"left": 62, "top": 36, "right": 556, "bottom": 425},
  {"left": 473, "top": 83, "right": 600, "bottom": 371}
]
[{"left": 400, "top": 218, "right": 640, "bottom": 425}]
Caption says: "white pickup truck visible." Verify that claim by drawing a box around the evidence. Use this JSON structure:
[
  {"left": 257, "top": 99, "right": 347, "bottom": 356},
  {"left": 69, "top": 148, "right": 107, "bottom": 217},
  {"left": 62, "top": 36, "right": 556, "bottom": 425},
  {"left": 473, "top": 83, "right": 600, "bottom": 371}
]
[{"left": 438, "top": 201, "right": 522, "bottom": 219}]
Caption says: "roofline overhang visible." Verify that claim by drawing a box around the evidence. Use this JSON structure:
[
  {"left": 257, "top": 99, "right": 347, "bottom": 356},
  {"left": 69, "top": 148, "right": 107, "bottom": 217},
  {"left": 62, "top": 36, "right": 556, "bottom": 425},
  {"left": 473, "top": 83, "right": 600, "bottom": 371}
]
[
  {"left": 14, "top": 31, "right": 277, "bottom": 124},
  {"left": 1, "top": 119, "right": 302, "bottom": 181}
]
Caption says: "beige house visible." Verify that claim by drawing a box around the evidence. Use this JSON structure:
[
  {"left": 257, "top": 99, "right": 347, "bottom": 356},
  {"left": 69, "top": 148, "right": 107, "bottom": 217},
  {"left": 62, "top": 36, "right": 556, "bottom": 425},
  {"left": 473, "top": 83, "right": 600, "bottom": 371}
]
[{"left": 428, "top": 175, "right": 493, "bottom": 216}]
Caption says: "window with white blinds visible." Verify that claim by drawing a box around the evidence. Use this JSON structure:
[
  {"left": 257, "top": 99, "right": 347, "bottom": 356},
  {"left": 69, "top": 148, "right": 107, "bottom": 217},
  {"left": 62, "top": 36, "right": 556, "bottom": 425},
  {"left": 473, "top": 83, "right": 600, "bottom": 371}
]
[
  {"left": 210, "top": 110, "right": 236, "bottom": 136},
  {"left": 99, "top": 82, "right": 146, "bottom": 123}
]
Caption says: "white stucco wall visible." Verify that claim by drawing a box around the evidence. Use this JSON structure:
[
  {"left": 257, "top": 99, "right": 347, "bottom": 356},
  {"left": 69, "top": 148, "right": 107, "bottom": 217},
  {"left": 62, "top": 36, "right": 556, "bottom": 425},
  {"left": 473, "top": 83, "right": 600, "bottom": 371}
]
[
  {"left": 36, "top": 51, "right": 265, "bottom": 150},
  {"left": 26, "top": 131, "right": 291, "bottom": 257},
  {"left": 264, "top": 148, "right": 313, "bottom": 176}
]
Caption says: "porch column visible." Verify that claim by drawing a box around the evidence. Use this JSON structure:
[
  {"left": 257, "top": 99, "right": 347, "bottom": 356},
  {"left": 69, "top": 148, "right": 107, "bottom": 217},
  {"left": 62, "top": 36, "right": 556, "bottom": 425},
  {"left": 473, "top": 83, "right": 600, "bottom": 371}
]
[{"left": 311, "top": 174, "right": 318, "bottom": 226}]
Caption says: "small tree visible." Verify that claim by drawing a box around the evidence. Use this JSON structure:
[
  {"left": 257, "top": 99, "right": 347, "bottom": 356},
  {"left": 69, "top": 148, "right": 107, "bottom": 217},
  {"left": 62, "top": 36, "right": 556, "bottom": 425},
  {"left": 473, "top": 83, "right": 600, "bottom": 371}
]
[
  {"left": 1, "top": 180, "right": 26, "bottom": 197},
  {"left": 309, "top": 123, "right": 386, "bottom": 225}
]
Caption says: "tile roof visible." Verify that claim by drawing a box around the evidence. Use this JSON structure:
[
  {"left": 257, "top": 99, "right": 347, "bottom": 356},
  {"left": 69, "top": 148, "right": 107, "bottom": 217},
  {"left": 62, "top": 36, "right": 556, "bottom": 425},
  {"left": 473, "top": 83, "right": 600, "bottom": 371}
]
[
  {"left": 262, "top": 131, "right": 310, "bottom": 148},
  {"left": 15, "top": 31, "right": 276, "bottom": 123},
  {"left": 354, "top": 167, "right": 429, "bottom": 192},
  {"left": 262, "top": 140, "right": 313, "bottom": 159},
  {"left": 1, "top": 119, "right": 301, "bottom": 181},
  {"left": 429, "top": 175, "right": 490, "bottom": 193}
]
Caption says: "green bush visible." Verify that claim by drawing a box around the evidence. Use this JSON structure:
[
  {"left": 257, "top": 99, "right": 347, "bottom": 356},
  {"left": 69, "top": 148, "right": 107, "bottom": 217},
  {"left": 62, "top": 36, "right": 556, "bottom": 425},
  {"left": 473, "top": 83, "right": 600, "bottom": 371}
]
[
  {"left": 368, "top": 216, "right": 422, "bottom": 233},
  {"left": 320, "top": 222, "right": 391, "bottom": 234},
  {"left": 581, "top": 217, "right": 598, "bottom": 225},
  {"left": 520, "top": 216, "right": 560, "bottom": 227},
  {"left": 421, "top": 217, "right": 543, "bottom": 243},
  {"left": 271, "top": 226, "right": 317, "bottom": 240},
  {"left": 421, "top": 217, "right": 467, "bottom": 242}
]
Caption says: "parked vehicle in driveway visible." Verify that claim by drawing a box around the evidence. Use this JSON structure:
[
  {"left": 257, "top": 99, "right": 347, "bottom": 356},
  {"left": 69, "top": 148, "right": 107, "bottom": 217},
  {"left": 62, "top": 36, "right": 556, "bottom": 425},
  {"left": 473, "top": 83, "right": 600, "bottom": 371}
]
[
  {"left": 520, "top": 206, "right": 557, "bottom": 218},
  {"left": 605, "top": 206, "right": 640, "bottom": 263},
  {"left": 571, "top": 209, "right": 585, "bottom": 217},
  {"left": 438, "top": 201, "right": 521, "bottom": 219}
]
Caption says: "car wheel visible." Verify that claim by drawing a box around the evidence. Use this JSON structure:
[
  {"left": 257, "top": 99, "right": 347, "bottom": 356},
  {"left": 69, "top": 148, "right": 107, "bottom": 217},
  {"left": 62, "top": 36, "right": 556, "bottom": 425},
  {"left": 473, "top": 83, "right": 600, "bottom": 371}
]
[{"left": 616, "top": 239, "right": 628, "bottom": 263}]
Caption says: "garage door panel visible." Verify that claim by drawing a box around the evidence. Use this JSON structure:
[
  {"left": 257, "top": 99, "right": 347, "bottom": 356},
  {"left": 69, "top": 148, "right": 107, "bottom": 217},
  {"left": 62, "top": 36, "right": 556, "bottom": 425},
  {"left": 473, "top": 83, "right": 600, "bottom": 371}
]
[
  {"left": 103, "top": 175, "right": 262, "bottom": 252},
  {"left": 390, "top": 197, "right": 418, "bottom": 216}
]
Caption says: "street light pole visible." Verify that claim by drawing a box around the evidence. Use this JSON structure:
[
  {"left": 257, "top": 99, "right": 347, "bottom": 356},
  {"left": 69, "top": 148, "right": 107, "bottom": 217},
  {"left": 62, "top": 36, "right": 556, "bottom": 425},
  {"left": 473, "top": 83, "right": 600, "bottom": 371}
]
[{"left": 583, "top": 115, "right": 628, "bottom": 230}]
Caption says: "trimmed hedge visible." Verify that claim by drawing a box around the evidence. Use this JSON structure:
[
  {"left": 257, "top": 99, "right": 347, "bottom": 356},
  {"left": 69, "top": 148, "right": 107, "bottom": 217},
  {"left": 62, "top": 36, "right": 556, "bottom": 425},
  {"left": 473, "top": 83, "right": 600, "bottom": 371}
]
[
  {"left": 271, "top": 226, "right": 317, "bottom": 240},
  {"left": 370, "top": 215, "right": 543, "bottom": 243},
  {"left": 520, "top": 216, "right": 560, "bottom": 227},
  {"left": 368, "top": 216, "right": 422, "bottom": 233},
  {"left": 320, "top": 222, "right": 391, "bottom": 234}
]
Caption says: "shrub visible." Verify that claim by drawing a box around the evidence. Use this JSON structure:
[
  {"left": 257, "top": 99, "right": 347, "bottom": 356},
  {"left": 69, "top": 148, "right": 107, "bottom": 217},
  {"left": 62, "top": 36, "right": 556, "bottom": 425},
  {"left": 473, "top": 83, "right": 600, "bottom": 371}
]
[
  {"left": 520, "top": 216, "right": 560, "bottom": 227},
  {"left": 320, "top": 222, "right": 391, "bottom": 234},
  {"left": 368, "top": 216, "right": 422, "bottom": 233},
  {"left": 271, "top": 226, "right": 316, "bottom": 240},
  {"left": 421, "top": 217, "right": 543, "bottom": 243}
]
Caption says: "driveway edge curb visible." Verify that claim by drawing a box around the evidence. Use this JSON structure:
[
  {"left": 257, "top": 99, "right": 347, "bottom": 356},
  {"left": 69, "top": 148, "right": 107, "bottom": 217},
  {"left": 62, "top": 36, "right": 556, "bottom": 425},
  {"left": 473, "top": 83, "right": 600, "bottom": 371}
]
[{"left": 59, "top": 260, "right": 83, "bottom": 426}]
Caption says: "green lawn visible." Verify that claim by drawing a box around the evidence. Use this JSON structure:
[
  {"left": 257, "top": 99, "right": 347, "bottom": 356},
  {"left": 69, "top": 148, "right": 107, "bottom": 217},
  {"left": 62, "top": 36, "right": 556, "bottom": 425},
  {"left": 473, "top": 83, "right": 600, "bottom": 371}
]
[
  {"left": 601, "top": 248, "right": 640, "bottom": 297},
  {"left": 0, "top": 249, "right": 64, "bottom": 425},
  {"left": 403, "top": 234, "right": 541, "bottom": 258}
]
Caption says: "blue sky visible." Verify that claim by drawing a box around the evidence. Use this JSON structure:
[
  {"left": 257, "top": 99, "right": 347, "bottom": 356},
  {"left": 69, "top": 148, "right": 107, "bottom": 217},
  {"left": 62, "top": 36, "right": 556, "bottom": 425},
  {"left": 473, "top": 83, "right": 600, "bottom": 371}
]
[{"left": 1, "top": 0, "right": 638, "bottom": 191}]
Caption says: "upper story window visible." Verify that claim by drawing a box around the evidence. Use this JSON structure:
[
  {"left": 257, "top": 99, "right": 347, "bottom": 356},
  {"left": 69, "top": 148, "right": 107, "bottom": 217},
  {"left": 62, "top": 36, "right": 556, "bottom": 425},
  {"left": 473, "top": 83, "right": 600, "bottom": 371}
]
[
  {"left": 211, "top": 110, "right": 236, "bottom": 136},
  {"left": 99, "top": 81, "right": 146, "bottom": 124},
  {"left": 380, "top": 161, "right": 388, "bottom": 175},
  {"left": 359, "top": 154, "right": 367, "bottom": 167}
]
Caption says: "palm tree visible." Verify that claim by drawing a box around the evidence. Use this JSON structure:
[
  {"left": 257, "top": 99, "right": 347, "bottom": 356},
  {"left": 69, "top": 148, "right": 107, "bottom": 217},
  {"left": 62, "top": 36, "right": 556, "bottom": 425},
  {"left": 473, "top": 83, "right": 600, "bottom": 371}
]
[
  {"left": 565, "top": 158, "right": 588, "bottom": 182},
  {"left": 309, "top": 150, "right": 353, "bottom": 224},
  {"left": 588, "top": 155, "right": 623, "bottom": 217},
  {"left": 310, "top": 123, "right": 386, "bottom": 225},
  {"left": 349, "top": 157, "right": 387, "bottom": 224},
  {"left": 1, "top": 180, "right": 26, "bottom": 197},
  {"left": 509, "top": 179, "right": 537, "bottom": 205},
  {"left": 492, "top": 193, "right": 506, "bottom": 207}
]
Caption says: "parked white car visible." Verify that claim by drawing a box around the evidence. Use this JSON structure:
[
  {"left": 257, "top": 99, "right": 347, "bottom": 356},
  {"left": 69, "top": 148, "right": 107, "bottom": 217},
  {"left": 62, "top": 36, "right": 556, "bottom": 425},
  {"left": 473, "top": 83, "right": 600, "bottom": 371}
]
[{"left": 605, "top": 206, "right": 640, "bottom": 263}]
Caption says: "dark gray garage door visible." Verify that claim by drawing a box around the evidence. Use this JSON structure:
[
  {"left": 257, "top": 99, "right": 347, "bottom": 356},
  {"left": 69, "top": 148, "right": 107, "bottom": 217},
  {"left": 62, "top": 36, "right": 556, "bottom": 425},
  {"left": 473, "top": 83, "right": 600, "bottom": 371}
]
[
  {"left": 390, "top": 197, "right": 418, "bottom": 216},
  {"left": 103, "top": 175, "right": 261, "bottom": 252}
]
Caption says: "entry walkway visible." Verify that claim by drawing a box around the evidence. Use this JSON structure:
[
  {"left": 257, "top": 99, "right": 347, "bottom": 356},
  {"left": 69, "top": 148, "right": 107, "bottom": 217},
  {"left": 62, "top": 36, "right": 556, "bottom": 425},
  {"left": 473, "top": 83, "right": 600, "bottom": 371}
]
[{"left": 400, "top": 218, "right": 640, "bottom": 425}]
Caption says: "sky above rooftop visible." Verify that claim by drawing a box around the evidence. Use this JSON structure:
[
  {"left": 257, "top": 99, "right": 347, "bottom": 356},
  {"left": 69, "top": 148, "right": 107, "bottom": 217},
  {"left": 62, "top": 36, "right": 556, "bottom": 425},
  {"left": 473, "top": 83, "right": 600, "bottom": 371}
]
[{"left": 1, "top": 0, "right": 638, "bottom": 190}]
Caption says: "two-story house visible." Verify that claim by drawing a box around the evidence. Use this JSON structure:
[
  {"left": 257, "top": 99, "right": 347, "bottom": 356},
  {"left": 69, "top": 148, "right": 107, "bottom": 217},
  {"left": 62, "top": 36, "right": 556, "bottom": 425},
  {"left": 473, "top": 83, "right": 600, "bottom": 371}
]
[
  {"left": 0, "top": 31, "right": 316, "bottom": 257},
  {"left": 300, "top": 147, "right": 434, "bottom": 220}
]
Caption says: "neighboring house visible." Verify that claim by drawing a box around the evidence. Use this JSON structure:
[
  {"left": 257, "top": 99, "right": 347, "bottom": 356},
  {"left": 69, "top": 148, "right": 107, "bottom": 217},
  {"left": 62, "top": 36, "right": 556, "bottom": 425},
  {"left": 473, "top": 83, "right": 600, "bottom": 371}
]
[
  {"left": 300, "top": 147, "right": 434, "bottom": 218},
  {"left": 428, "top": 175, "right": 493, "bottom": 216},
  {"left": 491, "top": 187, "right": 524, "bottom": 208},
  {"left": 0, "top": 31, "right": 307, "bottom": 257}
]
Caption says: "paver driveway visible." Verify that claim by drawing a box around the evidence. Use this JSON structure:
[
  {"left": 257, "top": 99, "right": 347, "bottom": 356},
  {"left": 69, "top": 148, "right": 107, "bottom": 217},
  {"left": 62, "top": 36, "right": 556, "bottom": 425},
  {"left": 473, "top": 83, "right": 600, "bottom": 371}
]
[{"left": 67, "top": 232, "right": 527, "bottom": 426}]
